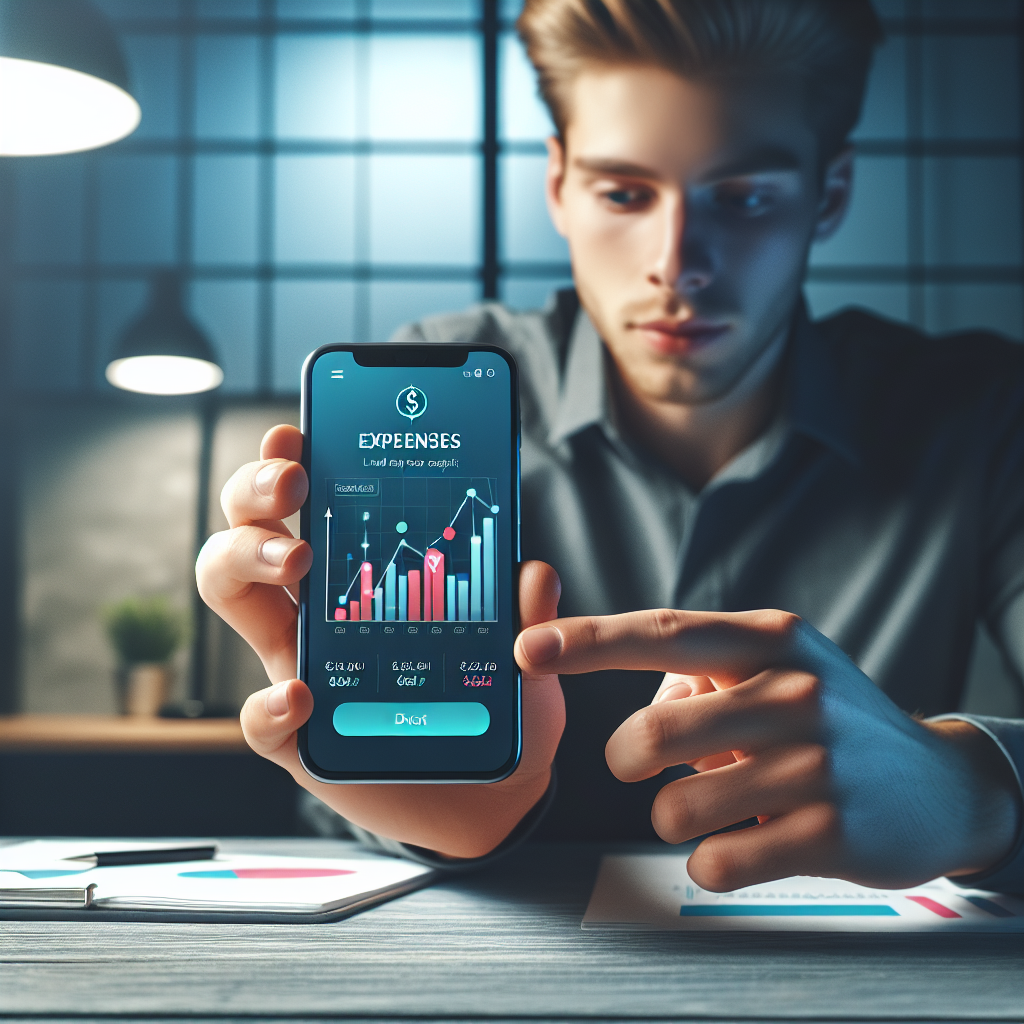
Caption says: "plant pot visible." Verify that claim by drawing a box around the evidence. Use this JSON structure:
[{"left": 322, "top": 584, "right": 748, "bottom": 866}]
[{"left": 117, "top": 662, "right": 173, "bottom": 716}]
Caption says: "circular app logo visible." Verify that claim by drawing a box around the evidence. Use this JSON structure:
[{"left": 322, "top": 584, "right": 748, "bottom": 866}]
[{"left": 396, "top": 385, "right": 427, "bottom": 421}]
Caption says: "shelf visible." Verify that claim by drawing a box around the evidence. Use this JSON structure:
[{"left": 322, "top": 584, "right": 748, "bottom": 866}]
[{"left": 0, "top": 714, "right": 250, "bottom": 754}]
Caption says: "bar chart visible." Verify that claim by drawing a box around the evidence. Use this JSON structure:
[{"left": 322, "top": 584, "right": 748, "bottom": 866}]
[{"left": 325, "top": 476, "right": 499, "bottom": 623}]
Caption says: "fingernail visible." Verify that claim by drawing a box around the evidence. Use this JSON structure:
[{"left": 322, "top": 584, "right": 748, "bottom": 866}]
[
  {"left": 655, "top": 682, "right": 692, "bottom": 703},
  {"left": 261, "top": 536, "right": 293, "bottom": 566},
  {"left": 520, "top": 625, "right": 562, "bottom": 665},
  {"left": 266, "top": 682, "right": 290, "bottom": 717},
  {"left": 254, "top": 462, "right": 283, "bottom": 496}
]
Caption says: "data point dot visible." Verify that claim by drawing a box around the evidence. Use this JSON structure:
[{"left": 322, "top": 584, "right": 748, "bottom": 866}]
[
  {"left": 396, "top": 521, "right": 408, "bottom": 534},
  {"left": 490, "top": 505, "right": 499, "bottom": 514},
  {"left": 443, "top": 526, "right": 456, "bottom": 541},
  {"left": 466, "top": 488, "right": 477, "bottom": 497}
]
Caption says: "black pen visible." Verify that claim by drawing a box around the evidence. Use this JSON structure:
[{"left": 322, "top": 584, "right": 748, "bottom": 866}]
[{"left": 63, "top": 845, "right": 217, "bottom": 868}]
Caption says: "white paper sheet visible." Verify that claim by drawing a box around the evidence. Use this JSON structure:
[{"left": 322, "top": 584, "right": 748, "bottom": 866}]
[
  {"left": 582, "top": 854, "right": 1024, "bottom": 932},
  {"left": 0, "top": 841, "right": 434, "bottom": 914}
]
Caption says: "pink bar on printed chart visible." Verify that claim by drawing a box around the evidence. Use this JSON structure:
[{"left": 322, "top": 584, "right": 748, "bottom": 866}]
[
  {"left": 906, "top": 896, "right": 960, "bottom": 918},
  {"left": 334, "top": 608, "right": 346, "bottom": 620},
  {"left": 360, "top": 562, "right": 374, "bottom": 621},
  {"left": 408, "top": 570, "right": 421, "bottom": 620}
]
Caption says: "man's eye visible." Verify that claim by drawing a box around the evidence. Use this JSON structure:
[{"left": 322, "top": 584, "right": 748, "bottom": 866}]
[
  {"left": 601, "top": 188, "right": 650, "bottom": 208},
  {"left": 714, "top": 187, "right": 774, "bottom": 215}
]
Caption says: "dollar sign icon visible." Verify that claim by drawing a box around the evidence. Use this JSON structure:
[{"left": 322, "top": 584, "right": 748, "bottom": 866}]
[{"left": 397, "top": 385, "right": 427, "bottom": 421}]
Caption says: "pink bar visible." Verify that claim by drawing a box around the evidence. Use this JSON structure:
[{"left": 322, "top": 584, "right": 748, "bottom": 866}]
[
  {"left": 408, "top": 570, "right": 421, "bottom": 620},
  {"left": 906, "top": 896, "right": 960, "bottom": 919},
  {"left": 360, "top": 561, "right": 373, "bottom": 621},
  {"left": 350, "top": 600, "right": 360, "bottom": 621},
  {"left": 425, "top": 548, "right": 445, "bottom": 621},
  {"left": 334, "top": 608, "right": 347, "bottom": 621}
]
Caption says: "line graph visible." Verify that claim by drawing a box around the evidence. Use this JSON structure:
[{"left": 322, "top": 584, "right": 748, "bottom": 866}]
[{"left": 325, "top": 477, "right": 499, "bottom": 623}]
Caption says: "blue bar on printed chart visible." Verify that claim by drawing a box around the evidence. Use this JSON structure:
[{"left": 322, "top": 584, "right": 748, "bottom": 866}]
[
  {"left": 457, "top": 574, "right": 469, "bottom": 621},
  {"left": 679, "top": 905, "right": 899, "bottom": 917},
  {"left": 384, "top": 563, "right": 396, "bottom": 620},
  {"left": 470, "top": 536, "right": 482, "bottom": 620},
  {"left": 483, "top": 518, "right": 495, "bottom": 620},
  {"left": 446, "top": 576, "right": 456, "bottom": 621}
]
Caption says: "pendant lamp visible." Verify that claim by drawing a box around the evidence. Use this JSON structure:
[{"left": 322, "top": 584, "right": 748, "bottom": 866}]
[
  {"left": 106, "top": 272, "right": 223, "bottom": 395},
  {"left": 0, "top": 0, "right": 141, "bottom": 156}
]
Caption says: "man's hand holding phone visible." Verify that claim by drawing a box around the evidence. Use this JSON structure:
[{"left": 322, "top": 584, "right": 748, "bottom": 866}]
[{"left": 197, "top": 425, "right": 565, "bottom": 860}]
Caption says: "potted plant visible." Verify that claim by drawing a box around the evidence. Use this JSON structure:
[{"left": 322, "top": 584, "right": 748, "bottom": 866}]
[{"left": 104, "top": 597, "right": 187, "bottom": 716}]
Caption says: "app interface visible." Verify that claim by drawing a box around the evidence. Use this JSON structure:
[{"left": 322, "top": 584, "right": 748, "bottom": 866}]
[{"left": 305, "top": 349, "right": 518, "bottom": 776}]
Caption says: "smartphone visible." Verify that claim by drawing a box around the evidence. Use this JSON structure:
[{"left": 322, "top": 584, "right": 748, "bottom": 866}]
[{"left": 296, "top": 344, "right": 521, "bottom": 783}]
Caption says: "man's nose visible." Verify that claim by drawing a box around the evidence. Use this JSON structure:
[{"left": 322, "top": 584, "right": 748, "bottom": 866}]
[{"left": 647, "top": 193, "right": 712, "bottom": 294}]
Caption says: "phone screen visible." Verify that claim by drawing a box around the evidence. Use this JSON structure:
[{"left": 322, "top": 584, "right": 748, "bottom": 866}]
[{"left": 297, "top": 345, "right": 521, "bottom": 782}]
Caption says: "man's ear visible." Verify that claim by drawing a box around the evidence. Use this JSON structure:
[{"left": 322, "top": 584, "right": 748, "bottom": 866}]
[
  {"left": 813, "top": 147, "right": 854, "bottom": 243},
  {"left": 545, "top": 135, "right": 569, "bottom": 238}
]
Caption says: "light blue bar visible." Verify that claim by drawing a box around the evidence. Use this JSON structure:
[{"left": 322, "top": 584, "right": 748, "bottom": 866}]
[
  {"left": 385, "top": 563, "right": 396, "bottom": 620},
  {"left": 470, "top": 535, "right": 482, "bottom": 621},
  {"left": 374, "top": 587, "right": 383, "bottom": 621},
  {"left": 457, "top": 577, "right": 469, "bottom": 621},
  {"left": 446, "top": 575, "right": 456, "bottom": 621},
  {"left": 398, "top": 574, "right": 407, "bottom": 621},
  {"left": 678, "top": 905, "right": 899, "bottom": 917},
  {"left": 482, "top": 518, "right": 494, "bottom": 620},
  {"left": 333, "top": 702, "right": 490, "bottom": 737}
]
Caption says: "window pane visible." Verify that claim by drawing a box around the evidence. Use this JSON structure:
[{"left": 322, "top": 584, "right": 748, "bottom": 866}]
[
  {"left": 94, "top": 0, "right": 181, "bottom": 19},
  {"left": 13, "top": 156, "right": 85, "bottom": 264},
  {"left": 925, "top": 284, "right": 1023, "bottom": 340},
  {"left": 98, "top": 156, "right": 177, "bottom": 264},
  {"left": 12, "top": 280, "right": 85, "bottom": 391},
  {"left": 369, "top": 280, "right": 478, "bottom": 343},
  {"left": 500, "top": 33, "right": 553, "bottom": 141},
  {"left": 194, "top": 156, "right": 259, "bottom": 264},
  {"left": 500, "top": 154, "right": 568, "bottom": 263},
  {"left": 275, "top": 36, "right": 357, "bottom": 139},
  {"left": 923, "top": 37, "right": 1021, "bottom": 140},
  {"left": 192, "top": 280, "right": 260, "bottom": 392},
  {"left": 804, "top": 283, "right": 910, "bottom": 325},
  {"left": 809, "top": 157, "right": 907, "bottom": 267},
  {"left": 371, "top": 0, "right": 476, "bottom": 18},
  {"left": 369, "top": 155, "right": 479, "bottom": 265},
  {"left": 276, "top": 0, "right": 357, "bottom": 14},
  {"left": 273, "top": 280, "right": 356, "bottom": 392},
  {"left": 368, "top": 35, "right": 480, "bottom": 141},
  {"left": 852, "top": 35, "right": 906, "bottom": 141},
  {"left": 924, "top": 157, "right": 1022, "bottom": 266},
  {"left": 275, "top": 156, "right": 356, "bottom": 263},
  {"left": 501, "top": 277, "right": 571, "bottom": 312},
  {"left": 199, "top": 0, "right": 259, "bottom": 16},
  {"left": 122, "top": 34, "right": 181, "bottom": 140},
  {"left": 196, "top": 35, "right": 261, "bottom": 139}
]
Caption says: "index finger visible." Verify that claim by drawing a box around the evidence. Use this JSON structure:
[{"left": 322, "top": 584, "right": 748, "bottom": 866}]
[{"left": 515, "top": 607, "right": 812, "bottom": 686}]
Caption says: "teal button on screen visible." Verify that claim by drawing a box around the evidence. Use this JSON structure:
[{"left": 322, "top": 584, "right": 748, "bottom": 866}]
[{"left": 333, "top": 702, "right": 490, "bottom": 737}]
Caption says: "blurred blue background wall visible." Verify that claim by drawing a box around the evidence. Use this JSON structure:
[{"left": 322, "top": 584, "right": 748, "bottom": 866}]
[{"left": 0, "top": 0, "right": 1021, "bottom": 717}]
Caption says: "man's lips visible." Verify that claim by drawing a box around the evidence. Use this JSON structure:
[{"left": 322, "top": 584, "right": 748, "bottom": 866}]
[{"left": 634, "top": 319, "right": 732, "bottom": 355}]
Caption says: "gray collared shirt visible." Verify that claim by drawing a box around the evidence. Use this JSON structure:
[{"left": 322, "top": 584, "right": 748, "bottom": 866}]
[{"left": 391, "top": 290, "right": 1024, "bottom": 891}]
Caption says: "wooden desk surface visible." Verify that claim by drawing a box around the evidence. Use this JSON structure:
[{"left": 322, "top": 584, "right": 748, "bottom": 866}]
[
  {"left": 1, "top": 839, "right": 1019, "bottom": 1021},
  {"left": 0, "top": 714, "right": 248, "bottom": 754}
]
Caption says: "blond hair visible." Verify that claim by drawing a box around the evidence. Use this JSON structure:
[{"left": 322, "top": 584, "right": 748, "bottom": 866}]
[{"left": 517, "top": 0, "right": 883, "bottom": 161}]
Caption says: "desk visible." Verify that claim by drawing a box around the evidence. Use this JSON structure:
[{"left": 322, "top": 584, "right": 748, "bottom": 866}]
[{"left": 1, "top": 839, "right": 1019, "bottom": 1021}]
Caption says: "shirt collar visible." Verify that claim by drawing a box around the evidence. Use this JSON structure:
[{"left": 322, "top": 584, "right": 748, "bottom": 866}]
[
  {"left": 548, "top": 306, "right": 610, "bottom": 446},
  {"left": 548, "top": 295, "right": 860, "bottom": 467}
]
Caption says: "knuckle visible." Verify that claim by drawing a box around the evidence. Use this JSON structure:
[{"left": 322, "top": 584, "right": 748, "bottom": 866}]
[
  {"left": 755, "top": 609, "right": 804, "bottom": 651},
  {"left": 783, "top": 670, "right": 822, "bottom": 709},
  {"left": 649, "top": 607, "right": 686, "bottom": 642},
  {"left": 628, "top": 705, "right": 670, "bottom": 763}
]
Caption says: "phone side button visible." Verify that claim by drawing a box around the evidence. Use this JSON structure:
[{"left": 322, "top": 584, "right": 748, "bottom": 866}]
[{"left": 333, "top": 702, "right": 490, "bottom": 737}]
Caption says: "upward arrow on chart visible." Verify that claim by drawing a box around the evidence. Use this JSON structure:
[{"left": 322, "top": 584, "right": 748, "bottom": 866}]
[{"left": 324, "top": 507, "right": 332, "bottom": 622}]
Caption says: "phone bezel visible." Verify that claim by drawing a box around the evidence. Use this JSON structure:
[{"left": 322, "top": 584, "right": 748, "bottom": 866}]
[{"left": 295, "top": 343, "right": 522, "bottom": 783}]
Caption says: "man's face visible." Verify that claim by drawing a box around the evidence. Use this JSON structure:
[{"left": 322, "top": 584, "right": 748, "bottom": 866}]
[{"left": 547, "top": 66, "right": 850, "bottom": 405}]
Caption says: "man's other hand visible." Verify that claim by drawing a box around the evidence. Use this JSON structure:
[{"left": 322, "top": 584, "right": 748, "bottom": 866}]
[
  {"left": 515, "top": 608, "right": 1021, "bottom": 890},
  {"left": 197, "top": 424, "right": 565, "bottom": 860}
]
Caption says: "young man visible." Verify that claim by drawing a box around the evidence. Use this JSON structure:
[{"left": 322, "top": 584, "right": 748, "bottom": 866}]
[{"left": 197, "top": 0, "right": 1023, "bottom": 892}]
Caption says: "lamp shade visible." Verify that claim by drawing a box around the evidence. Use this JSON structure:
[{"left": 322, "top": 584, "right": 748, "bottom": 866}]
[
  {"left": 0, "top": 0, "right": 140, "bottom": 156},
  {"left": 106, "top": 272, "right": 223, "bottom": 396}
]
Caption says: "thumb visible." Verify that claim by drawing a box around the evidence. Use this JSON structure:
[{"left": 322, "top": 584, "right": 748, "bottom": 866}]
[
  {"left": 518, "top": 560, "right": 560, "bottom": 629},
  {"left": 240, "top": 678, "right": 314, "bottom": 763}
]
